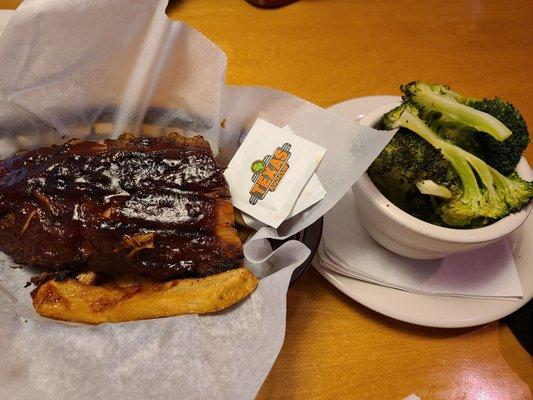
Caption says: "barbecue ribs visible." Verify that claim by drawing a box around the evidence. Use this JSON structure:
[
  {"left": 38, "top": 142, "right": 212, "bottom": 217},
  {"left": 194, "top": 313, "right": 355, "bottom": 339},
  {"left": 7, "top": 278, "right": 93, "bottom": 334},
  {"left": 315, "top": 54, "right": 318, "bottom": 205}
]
[{"left": 0, "top": 133, "right": 243, "bottom": 281}]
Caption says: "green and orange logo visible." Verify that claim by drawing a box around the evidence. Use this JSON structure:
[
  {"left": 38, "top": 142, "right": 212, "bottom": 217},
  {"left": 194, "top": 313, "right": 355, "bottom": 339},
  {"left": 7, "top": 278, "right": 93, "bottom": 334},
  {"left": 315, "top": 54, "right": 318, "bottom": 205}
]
[{"left": 249, "top": 143, "right": 291, "bottom": 205}]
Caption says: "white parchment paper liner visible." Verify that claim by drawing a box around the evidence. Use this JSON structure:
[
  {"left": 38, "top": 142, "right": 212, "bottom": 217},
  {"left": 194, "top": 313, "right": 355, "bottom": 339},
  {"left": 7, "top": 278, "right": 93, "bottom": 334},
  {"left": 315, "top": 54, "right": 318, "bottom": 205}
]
[{"left": 0, "top": 2, "right": 393, "bottom": 399}]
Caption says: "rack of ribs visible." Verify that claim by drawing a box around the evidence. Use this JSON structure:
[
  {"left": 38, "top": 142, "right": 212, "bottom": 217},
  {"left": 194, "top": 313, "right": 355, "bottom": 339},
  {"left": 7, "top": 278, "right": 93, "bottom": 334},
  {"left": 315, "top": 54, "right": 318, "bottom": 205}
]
[{"left": 0, "top": 133, "right": 243, "bottom": 281}]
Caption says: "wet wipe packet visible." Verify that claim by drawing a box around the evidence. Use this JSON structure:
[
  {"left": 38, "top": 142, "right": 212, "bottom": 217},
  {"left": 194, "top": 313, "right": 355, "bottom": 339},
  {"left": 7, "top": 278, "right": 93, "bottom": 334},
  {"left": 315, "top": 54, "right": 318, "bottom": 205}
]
[{"left": 224, "top": 118, "right": 326, "bottom": 228}]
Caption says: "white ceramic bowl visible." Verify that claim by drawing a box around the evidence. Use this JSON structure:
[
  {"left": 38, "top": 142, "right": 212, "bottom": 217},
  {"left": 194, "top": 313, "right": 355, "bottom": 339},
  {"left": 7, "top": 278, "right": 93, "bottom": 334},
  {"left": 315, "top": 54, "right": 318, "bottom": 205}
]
[{"left": 353, "top": 103, "right": 533, "bottom": 259}]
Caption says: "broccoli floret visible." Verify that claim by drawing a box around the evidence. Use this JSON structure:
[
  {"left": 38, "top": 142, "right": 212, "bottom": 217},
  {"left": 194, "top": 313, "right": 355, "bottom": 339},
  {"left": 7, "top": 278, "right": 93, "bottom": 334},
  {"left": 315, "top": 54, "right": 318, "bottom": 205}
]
[
  {"left": 403, "top": 185, "right": 446, "bottom": 226},
  {"left": 425, "top": 115, "right": 481, "bottom": 153},
  {"left": 401, "top": 82, "right": 530, "bottom": 175},
  {"left": 368, "top": 127, "right": 455, "bottom": 211},
  {"left": 382, "top": 104, "right": 533, "bottom": 227},
  {"left": 415, "top": 180, "right": 453, "bottom": 199},
  {"left": 401, "top": 82, "right": 513, "bottom": 141},
  {"left": 468, "top": 98, "right": 530, "bottom": 175}
]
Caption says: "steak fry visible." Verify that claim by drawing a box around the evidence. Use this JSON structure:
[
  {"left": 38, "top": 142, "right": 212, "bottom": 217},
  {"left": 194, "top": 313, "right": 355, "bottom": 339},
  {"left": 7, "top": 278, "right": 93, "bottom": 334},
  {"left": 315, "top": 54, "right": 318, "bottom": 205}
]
[{"left": 31, "top": 267, "right": 258, "bottom": 324}]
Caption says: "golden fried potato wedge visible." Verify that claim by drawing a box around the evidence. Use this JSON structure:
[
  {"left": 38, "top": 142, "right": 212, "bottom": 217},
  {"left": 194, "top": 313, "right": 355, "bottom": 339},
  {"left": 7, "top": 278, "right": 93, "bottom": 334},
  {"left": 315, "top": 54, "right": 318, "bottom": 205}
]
[{"left": 31, "top": 267, "right": 258, "bottom": 324}]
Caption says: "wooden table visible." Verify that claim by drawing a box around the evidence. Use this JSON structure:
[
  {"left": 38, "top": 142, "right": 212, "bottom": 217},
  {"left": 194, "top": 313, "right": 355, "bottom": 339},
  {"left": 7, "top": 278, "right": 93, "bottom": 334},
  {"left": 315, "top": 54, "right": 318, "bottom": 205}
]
[{"left": 1, "top": 0, "right": 532, "bottom": 398}]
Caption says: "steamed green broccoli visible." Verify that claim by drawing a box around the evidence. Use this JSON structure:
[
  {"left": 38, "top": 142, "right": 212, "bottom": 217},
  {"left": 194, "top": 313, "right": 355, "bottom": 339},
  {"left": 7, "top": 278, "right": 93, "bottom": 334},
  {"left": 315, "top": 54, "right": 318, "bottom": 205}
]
[
  {"left": 368, "top": 127, "right": 454, "bottom": 224},
  {"left": 401, "top": 82, "right": 513, "bottom": 141},
  {"left": 401, "top": 82, "right": 530, "bottom": 174},
  {"left": 381, "top": 104, "right": 533, "bottom": 227},
  {"left": 468, "top": 98, "right": 529, "bottom": 175},
  {"left": 368, "top": 128, "right": 454, "bottom": 198}
]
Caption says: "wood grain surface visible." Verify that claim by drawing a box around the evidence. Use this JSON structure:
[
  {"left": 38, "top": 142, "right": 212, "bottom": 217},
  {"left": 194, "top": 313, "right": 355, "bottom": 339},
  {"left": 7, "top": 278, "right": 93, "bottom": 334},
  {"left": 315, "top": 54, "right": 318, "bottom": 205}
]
[{"left": 0, "top": 0, "right": 532, "bottom": 399}]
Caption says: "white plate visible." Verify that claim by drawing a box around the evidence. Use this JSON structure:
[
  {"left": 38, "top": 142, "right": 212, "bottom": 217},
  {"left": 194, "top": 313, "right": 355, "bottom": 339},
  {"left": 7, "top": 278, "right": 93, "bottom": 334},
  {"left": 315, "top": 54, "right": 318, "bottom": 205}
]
[{"left": 315, "top": 96, "right": 533, "bottom": 328}]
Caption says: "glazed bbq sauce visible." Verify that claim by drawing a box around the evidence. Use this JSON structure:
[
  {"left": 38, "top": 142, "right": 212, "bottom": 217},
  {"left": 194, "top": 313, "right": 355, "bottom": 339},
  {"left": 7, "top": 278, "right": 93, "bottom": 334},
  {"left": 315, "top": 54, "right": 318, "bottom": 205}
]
[{"left": 0, "top": 136, "right": 240, "bottom": 280}]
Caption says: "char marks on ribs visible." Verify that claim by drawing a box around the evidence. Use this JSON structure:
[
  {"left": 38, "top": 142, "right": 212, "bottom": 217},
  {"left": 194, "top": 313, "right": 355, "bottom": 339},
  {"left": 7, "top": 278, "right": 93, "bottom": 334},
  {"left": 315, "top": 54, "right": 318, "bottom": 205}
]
[{"left": 0, "top": 133, "right": 243, "bottom": 280}]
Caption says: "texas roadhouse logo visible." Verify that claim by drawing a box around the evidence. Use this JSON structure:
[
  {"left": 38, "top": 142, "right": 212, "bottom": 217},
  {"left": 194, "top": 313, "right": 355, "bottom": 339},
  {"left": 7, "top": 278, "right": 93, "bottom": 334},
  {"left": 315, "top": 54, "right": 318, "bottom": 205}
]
[{"left": 249, "top": 143, "right": 292, "bottom": 205}]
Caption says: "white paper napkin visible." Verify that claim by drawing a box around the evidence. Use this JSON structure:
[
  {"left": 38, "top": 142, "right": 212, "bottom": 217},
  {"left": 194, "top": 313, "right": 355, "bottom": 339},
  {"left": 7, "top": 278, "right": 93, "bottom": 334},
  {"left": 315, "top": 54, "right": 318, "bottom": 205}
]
[{"left": 318, "top": 192, "right": 524, "bottom": 300}]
